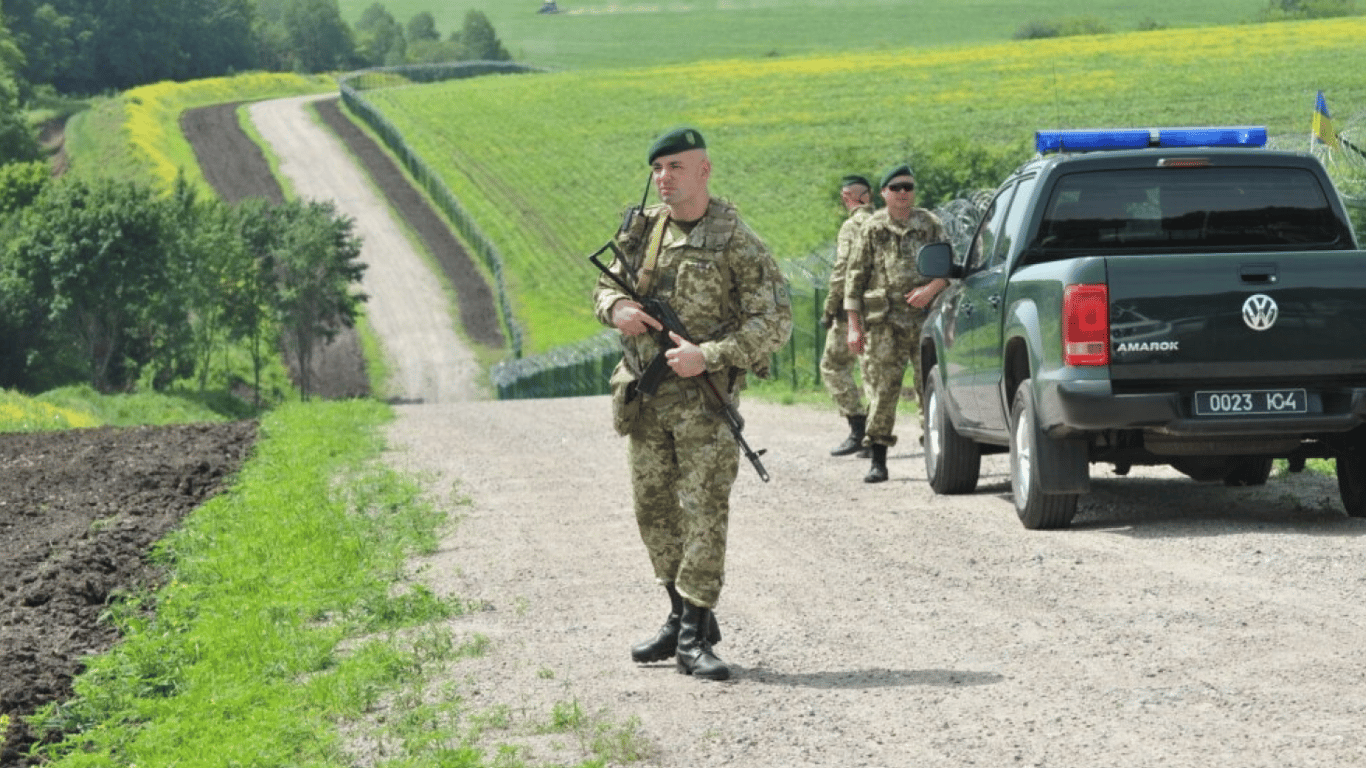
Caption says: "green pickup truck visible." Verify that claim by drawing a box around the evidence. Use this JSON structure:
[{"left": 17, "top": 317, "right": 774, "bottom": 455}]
[{"left": 915, "top": 126, "right": 1366, "bottom": 529}]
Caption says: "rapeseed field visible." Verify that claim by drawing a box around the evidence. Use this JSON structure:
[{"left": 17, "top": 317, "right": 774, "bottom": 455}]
[{"left": 370, "top": 17, "right": 1366, "bottom": 351}]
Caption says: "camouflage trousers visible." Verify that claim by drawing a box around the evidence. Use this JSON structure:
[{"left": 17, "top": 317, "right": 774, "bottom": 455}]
[
  {"left": 820, "top": 318, "right": 869, "bottom": 418},
  {"left": 628, "top": 380, "right": 739, "bottom": 609},
  {"left": 862, "top": 316, "right": 925, "bottom": 448}
]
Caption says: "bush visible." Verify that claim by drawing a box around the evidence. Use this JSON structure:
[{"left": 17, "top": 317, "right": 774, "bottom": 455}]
[
  {"left": 1014, "top": 16, "right": 1113, "bottom": 40},
  {"left": 1257, "top": 0, "right": 1360, "bottom": 20}
]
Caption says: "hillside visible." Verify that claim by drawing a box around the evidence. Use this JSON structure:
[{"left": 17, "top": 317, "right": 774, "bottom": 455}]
[
  {"left": 356, "top": 15, "right": 1366, "bottom": 353},
  {"left": 338, "top": 0, "right": 1274, "bottom": 70}
]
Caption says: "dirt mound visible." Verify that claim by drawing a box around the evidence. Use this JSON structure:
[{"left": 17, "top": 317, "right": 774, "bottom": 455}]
[{"left": 0, "top": 422, "right": 257, "bottom": 765}]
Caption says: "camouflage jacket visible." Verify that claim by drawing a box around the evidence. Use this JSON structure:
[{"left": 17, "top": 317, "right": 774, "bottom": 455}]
[
  {"left": 593, "top": 198, "right": 792, "bottom": 389},
  {"left": 823, "top": 203, "right": 875, "bottom": 321},
  {"left": 843, "top": 207, "right": 946, "bottom": 328}
]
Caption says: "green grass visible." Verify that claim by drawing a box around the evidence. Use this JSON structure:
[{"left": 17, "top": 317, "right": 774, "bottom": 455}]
[
  {"left": 1, "top": 386, "right": 256, "bottom": 431},
  {"left": 359, "top": 15, "right": 1366, "bottom": 354},
  {"left": 35, "top": 385, "right": 239, "bottom": 425},
  {"left": 28, "top": 400, "right": 443, "bottom": 766},
  {"left": 0, "top": 388, "right": 102, "bottom": 431},
  {"left": 61, "top": 95, "right": 159, "bottom": 188},
  {"left": 337, "top": 0, "right": 1273, "bottom": 70},
  {"left": 19, "top": 398, "right": 653, "bottom": 767},
  {"left": 62, "top": 72, "right": 335, "bottom": 193}
]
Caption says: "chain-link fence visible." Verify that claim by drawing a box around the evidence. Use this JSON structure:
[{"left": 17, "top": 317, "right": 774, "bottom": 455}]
[
  {"left": 336, "top": 63, "right": 996, "bottom": 399},
  {"left": 337, "top": 61, "right": 542, "bottom": 360}
]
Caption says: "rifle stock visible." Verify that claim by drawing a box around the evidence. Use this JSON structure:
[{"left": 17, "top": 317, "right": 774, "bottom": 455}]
[{"left": 590, "top": 241, "right": 771, "bottom": 482}]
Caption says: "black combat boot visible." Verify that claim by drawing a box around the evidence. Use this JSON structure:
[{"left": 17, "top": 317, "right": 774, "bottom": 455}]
[
  {"left": 675, "top": 601, "right": 730, "bottom": 680},
  {"left": 864, "top": 443, "right": 889, "bottom": 483},
  {"left": 631, "top": 584, "right": 722, "bottom": 663},
  {"left": 830, "top": 415, "right": 867, "bottom": 457}
]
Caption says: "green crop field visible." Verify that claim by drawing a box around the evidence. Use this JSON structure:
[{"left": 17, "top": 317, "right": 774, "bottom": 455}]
[
  {"left": 338, "top": 0, "right": 1272, "bottom": 71},
  {"left": 358, "top": 16, "right": 1366, "bottom": 354}
]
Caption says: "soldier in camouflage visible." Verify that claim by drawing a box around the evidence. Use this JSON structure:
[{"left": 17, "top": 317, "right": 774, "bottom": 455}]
[
  {"left": 822, "top": 174, "right": 876, "bottom": 458},
  {"left": 844, "top": 163, "right": 949, "bottom": 483},
  {"left": 593, "top": 126, "right": 792, "bottom": 681}
]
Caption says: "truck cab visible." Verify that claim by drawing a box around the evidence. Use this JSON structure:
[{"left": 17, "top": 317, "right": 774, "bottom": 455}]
[{"left": 916, "top": 126, "right": 1366, "bottom": 529}]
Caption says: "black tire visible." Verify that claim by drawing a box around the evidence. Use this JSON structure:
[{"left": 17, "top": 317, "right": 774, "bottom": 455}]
[
  {"left": 1010, "top": 380, "right": 1078, "bottom": 530},
  {"left": 1337, "top": 452, "right": 1366, "bottom": 518},
  {"left": 924, "top": 366, "right": 980, "bottom": 494},
  {"left": 1223, "top": 457, "right": 1274, "bottom": 487}
]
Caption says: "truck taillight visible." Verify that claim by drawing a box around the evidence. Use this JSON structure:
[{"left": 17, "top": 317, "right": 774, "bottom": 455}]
[{"left": 1064, "top": 284, "right": 1110, "bottom": 366}]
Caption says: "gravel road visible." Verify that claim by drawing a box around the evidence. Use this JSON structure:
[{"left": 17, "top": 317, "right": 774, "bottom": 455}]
[
  {"left": 249, "top": 95, "right": 479, "bottom": 404},
  {"left": 247, "top": 96, "right": 1366, "bottom": 767}
]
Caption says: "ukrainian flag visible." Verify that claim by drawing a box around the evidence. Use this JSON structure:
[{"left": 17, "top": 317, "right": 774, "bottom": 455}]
[{"left": 1313, "top": 90, "right": 1339, "bottom": 149}]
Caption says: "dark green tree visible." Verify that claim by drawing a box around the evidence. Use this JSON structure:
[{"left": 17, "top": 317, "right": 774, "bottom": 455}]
[
  {"left": 451, "top": 10, "right": 510, "bottom": 61},
  {"left": 355, "top": 2, "right": 406, "bottom": 67},
  {"left": 226, "top": 198, "right": 284, "bottom": 406},
  {"left": 403, "top": 10, "right": 457, "bottom": 62},
  {"left": 7, "top": 177, "right": 174, "bottom": 391},
  {"left": 0, "top": 4, "right": 38, "bottom": 163},
  {"left": 6, "top": 0, "right": 253, "bottom": 93},
  {"left": 407, "top": 11, "right": 438, "bottom": 42},
  {"left": 162, "top": 177, "right": 250, "bottom": 392},
  {"left": 4, "top": 1, "right": 74, "bottom": 89},
  {"left": 0, "top": 160, "right": 46, "bottom": 214},
  {"left": 281, "top": 0, "right": 357, "bottom": 73},
  {"left": 268, "top": 199, "right": 367, "bottom": 401}
]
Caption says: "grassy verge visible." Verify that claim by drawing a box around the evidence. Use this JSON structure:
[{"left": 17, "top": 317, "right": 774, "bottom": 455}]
[
  {"left": 28, "top": 400, "right": 451, "bottom": 765},
  {"left": 16, "top": 396, "right": 650, "bottom": 767}
]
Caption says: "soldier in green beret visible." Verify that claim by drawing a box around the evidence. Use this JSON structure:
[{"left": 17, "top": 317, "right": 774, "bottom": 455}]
[
  {"left": 822, "top": 174, "right": 877, "bottom": 458},
  {"left": 844, "top": 163, "right": 949, "bottom": 482},
  {"left": 593, "top": 125, "right": 792, "bottom": 681}
]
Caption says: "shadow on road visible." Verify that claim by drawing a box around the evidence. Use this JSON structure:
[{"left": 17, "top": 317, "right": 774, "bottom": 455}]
[{"left": 743, "top": 667, "right": 1005, "bottom": 689}]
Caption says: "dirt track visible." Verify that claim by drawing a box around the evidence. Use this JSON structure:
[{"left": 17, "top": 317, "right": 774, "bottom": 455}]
[{"left": 8, "top": 91, "right": 1366, "bottom": 767}]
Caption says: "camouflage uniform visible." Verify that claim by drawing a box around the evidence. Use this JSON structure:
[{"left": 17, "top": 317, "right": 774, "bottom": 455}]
[
  {"left": 843, "top": 206, "right": 947, "bottom": 447},
  {"left": 821, "top": 203, "right": 875, "bottom": 417},
  {"left": 594, "top": 198, "right": 792, "bottom": 608}
]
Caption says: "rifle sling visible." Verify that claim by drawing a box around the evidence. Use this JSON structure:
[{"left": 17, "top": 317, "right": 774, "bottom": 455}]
[{"left": 634, "top": 213, "right": 671, "bottom": 296}]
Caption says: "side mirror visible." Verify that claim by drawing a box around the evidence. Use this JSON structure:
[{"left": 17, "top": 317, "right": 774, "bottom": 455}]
[{"left": 917, "top": 242, "right": 957, "bottom": 279}]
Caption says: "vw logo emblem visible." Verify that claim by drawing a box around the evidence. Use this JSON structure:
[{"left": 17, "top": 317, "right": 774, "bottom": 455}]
[{"left": 1242, "top": 294, "right": 1278, "bottom": 331}]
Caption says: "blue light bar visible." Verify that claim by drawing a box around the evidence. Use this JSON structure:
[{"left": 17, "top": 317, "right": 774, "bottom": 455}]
[
  {"left": 1036, "top": 126, "right": 1268, "bottom": 154},
  {"left": 1158, "top": 126, "right": 1267, "bottom": 147}
]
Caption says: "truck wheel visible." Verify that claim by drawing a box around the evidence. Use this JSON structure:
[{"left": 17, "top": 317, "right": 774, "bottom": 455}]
[
  {"left": 924, "top": 365, "right": 980, "bottom": 494},
  {"left": 1223, "top": 457, "right": 1273, "bottom": 487},
  {"left": 1337, "top": 453, "right": 1366, "bottom": 517},
  {"left": 1010, "top": 380, "right": 1078, "bottom": 530}
]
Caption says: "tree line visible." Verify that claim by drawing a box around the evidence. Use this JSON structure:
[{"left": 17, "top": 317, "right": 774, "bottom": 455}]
[
  {"left": 0, "top": 166, "right": 368, "bottom": 401},
  {"left": 0, "top": 1, "right": 511, "bottom": 163}
]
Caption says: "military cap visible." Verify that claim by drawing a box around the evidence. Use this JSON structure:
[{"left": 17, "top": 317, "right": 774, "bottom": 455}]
[
  {"left": 840, "top": 174, "right": 872, "bottom": 190},
  {"left": 879, "top": 163, "right": 915, "bottom": 190},
  {"left": 648, "top": 126, "right": 707, "bottom": 164}
]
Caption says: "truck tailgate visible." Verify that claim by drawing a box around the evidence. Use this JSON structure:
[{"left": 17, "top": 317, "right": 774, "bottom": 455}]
[{"left": 1106, "top": 251, "right": 1366, "bottom": 383}]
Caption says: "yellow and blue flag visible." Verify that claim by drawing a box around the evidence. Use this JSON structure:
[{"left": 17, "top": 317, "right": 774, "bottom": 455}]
[{"left": 1313, "top": 90, "right": 1339, "bottom": 149}]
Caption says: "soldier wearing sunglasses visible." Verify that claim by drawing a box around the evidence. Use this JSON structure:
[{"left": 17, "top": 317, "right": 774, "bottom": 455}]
[{"left": 843, "top": 164, "right": 949, "bottom": 483}]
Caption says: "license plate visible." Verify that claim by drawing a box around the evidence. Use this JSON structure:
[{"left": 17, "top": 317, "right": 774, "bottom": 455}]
[{"left": 1194, "top": 389, "right": 1308, "bottom": 417}]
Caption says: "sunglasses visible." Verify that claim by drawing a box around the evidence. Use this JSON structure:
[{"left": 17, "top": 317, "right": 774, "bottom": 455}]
[{"left": 886, "top": 182, "right": 916, "bottom": 192}]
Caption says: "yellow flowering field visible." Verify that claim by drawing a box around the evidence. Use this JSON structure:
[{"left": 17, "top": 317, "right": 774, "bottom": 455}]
[
  {"left": 123, "top": 72, "right": 335, "bottom": 192},
  {"left": 0, "top": 390, "right": 99, "bottom": 432},
  {"left": 367, "top": 17, "right": 1364, "bottom": 352}
]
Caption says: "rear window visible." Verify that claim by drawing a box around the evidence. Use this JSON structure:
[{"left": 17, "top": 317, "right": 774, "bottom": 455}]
[{"left": 1034, "top": 167, "right": 1349, "bottom": 252}]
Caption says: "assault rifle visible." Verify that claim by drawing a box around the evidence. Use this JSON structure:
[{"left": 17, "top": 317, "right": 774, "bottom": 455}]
[{"left": 590, "top": 241, "right": 771, "bottom": 482}]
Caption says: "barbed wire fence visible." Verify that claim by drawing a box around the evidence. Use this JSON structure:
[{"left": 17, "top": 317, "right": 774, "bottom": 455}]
[{"left": 492, "top": 192, "right": 993, "bottom": 399}]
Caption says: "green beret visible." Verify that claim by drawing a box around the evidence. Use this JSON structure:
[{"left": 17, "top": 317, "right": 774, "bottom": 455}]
[
  {"left": 879, "top": 163, "right": 915, "bottom": 190},
  {"left": 840, "top": 174, "right": 872, "bottom": 190},
  {"left": 648, "top": 126, "right": 707, "bottom": 164}
]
